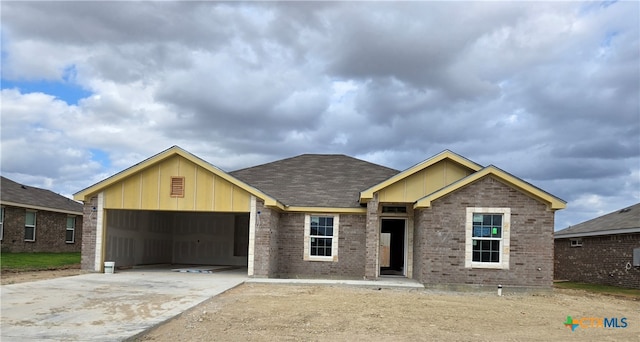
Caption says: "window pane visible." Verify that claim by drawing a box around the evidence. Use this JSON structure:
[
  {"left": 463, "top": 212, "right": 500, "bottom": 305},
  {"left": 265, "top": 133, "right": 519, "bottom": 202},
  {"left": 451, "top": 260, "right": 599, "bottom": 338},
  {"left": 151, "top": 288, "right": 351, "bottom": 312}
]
[
  {"left": 483, "top": 215, "right": 492, "bottom": 225},
  {"left": 326, "top": 227, "right": 333, "bottom": 236},
  {"left": 490, "top": 251, "right": 500, "bottom": 262},
  {"left": 492, "top": 215, "right": 502, "bottom": 226},
  {"left": 310, "top": 237, "right": 332, "bottom": 256},
  {"left": 481, "top": 251, "right": 490, "bottom": 262},
  {"left": 472, "top": 238, "right": 500, "bottom": 263},
  {"left": 491, "top": 240, "right": 500, "bottom": 251},
  {"left": 491, "top": 227, "right": 502, "bottom": 238},
  {"left": 66, "top": 230, "right": 74, "bottom": 242},
  {"left": 25, "top": 227, "right": 35, "bottom": 240},
  {"left": 25, "top": 212, "right": 35, "bottom": 226},
  {"left": 310, "top": 226, "right": 318, "bottom": 235},
  {"left": 325, "top": 217, "right": 333, "bottom": 226},
  {"left": 67, "top": 217, "right": 75, "bottom": 228}
]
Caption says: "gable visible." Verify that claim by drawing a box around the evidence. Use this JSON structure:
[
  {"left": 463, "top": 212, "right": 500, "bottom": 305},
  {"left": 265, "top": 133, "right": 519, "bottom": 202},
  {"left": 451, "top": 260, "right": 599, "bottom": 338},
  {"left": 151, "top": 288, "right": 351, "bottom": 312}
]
[
  {"left": 376, "top": 159, "right": 475, "bottom": 203},
  {"left": 414, "top": 166, "right": 566, "bottom": 210},
  {"left": 360, "top": 150, "right": 481, "bottom": 204},
  {"left": 74, "top": 146, "right": 281, "bottom": 211}
]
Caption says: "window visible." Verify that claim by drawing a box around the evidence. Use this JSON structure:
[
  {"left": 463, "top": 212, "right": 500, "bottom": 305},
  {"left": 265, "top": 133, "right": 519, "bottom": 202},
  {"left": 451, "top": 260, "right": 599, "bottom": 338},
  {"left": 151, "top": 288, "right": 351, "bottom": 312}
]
[
  {"left": 66, "top": 216, "right": 76, "bottom": 243},
  {"left": 304, "top": 214, "right": 339, "bottom": 261},
  {"left": 382, "top": 205, "right": 407, "bottom": 214},
  {"left": 570, "top": 239, "right": 582, "bottom": 247},
  {"left": 0, "top": 207, "right": 4, "bottom": 241},
  {"left": 465, "top": 208, "right": 510, "bottom": 269},
  {"left": 170, "top": 176, "right": 185, "bottom": 197},
  {"left": 25, "top": 210, "right": 37, "bottom": 242}
]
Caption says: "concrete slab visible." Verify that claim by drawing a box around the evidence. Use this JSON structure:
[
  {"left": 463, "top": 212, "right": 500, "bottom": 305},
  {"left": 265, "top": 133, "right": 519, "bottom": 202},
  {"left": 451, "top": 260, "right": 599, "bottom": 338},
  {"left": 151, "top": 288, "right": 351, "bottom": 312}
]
[
  {"left": 1, "top": 268, "right": 247, "bottom": 342},
  {"left": 246, "top": 277, "right": 425, "bottom": 289}
]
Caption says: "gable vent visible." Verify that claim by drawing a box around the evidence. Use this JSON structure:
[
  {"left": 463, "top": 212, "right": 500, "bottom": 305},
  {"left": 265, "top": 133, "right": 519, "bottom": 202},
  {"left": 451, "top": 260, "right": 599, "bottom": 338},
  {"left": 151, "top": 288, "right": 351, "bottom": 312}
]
[{"left": 170, "top": 176, "right": 185, "bottom": 197}]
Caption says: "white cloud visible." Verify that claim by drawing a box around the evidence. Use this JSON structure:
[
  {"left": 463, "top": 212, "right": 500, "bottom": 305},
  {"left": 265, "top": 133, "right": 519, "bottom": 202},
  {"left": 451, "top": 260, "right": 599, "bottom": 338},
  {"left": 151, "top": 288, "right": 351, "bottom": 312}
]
[{"left": 0, "top": 1, "right": 638, "bottom": 228}]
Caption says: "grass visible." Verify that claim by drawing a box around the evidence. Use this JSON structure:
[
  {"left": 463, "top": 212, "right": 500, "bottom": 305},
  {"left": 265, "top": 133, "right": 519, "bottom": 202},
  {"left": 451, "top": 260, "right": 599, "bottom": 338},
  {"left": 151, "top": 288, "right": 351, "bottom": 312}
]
[
  {"left": 554, "top": 281, "right": 640, "bottom": 299},
  {"left": 0, "top": 252, "right": 81, "bottom": 271}
]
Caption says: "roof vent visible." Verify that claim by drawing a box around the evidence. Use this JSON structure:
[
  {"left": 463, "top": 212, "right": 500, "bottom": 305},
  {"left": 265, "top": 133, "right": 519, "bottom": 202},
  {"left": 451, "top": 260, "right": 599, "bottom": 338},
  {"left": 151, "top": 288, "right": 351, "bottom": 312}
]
[
  {"left": 619, "top": 208, "right": 631, "bottom": 213},
  {"left": 21, "top": 185, "right": 27, "bottom": 189}
]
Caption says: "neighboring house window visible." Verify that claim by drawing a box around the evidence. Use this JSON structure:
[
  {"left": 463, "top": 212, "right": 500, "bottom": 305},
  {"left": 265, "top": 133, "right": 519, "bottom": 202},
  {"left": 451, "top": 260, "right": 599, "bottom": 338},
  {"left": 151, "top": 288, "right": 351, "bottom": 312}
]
[
  {"left": 304, "top": 214, "right": 339, "bottom": 261},
  {"left": 465, "top": 208, "right": 510, "bottom": 269},
  {"left": 25, "top": 210, "right": 37, "bottom": 242},
  {"left": 0, "top": 206, "right": 4, "bottom": 241},
  {"left": 570, "top": 239, "right": 582, "bottom": 247},
  {"left": 66, "top": 216, "right": 76, "bottom": 243},
  {"left": 170, "top": 176, "right": 185, "bottom": 197}
]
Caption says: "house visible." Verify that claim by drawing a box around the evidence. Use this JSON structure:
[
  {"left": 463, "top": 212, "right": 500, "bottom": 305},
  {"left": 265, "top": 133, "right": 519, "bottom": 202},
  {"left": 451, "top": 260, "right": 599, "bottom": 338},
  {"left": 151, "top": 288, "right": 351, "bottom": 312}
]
[
  {"left": 554, "top": 203, "right": 640, "bottom": 289},
  {"left": 1, "top": 176, "right": 83, "bottom": 253},
  {"left": 73, "top": 146, "right": 565, "bottom": 289}
]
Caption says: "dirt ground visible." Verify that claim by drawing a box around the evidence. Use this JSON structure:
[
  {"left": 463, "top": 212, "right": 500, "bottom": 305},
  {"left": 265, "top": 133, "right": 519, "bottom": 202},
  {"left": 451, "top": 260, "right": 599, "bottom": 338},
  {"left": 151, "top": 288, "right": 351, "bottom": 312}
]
[
  {"left": 3, "top": 270, "right": 638, "bottom": 341},
  {"left": 0, "top": 267, "right": 82, "bottom": 285},
  {"left": 137, "top": 283, "right": 639, "bottom": 342}
]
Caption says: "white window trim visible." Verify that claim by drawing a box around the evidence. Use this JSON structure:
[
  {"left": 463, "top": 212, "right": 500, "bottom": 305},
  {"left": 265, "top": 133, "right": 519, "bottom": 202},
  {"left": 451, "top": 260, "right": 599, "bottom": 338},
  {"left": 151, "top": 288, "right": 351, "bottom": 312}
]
[
  {"left": 465, "top": 207, "right": 510, "bottom": 269},
  {"left": 303, "top": 214, "right": 339, "bottom": 262},
  {"left": 66, "top": 215, "right": 76, "bottom": 243},
  {"left": 25, "top": 210, "right": 37, "bottom": 242}
]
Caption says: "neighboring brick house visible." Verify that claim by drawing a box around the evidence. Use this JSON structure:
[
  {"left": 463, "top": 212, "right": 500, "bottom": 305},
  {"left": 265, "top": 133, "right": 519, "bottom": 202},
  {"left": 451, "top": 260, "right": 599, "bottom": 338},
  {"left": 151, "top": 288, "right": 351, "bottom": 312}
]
[
  {"left": 74, "top": 146, "right": 565, "bottom": 289},
  {"left": 1, "top": 176, "right": 83, "bottom": 253},
  {"left": 554, "top": 203, "right": 640, "bottom": 289}
]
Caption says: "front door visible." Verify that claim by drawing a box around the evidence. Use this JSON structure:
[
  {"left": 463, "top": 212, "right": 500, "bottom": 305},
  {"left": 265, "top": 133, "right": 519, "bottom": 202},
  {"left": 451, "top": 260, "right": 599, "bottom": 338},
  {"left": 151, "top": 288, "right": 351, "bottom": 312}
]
[{"left": 379, "top": 219, "right": 406, "bottom": 276}]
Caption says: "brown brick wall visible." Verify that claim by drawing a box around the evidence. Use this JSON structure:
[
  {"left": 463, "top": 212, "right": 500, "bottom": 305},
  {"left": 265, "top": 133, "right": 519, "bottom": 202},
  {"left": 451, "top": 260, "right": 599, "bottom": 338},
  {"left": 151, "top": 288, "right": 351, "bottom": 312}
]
[
  {"left": 414, "top": 176, "right": 555, "bottom": 288},
  {"left": 1, "top": 205, "right": 82, "bottom": 253},
  {"left": 252, "top": 200, "right": 280, "bottom": 277},
  {"left": 276, "top": 213, "right": 367, "bottom": 279},
  {"left": 365, "top": 194, "right": 380, "bottom": 278},
  {"left": 81, "top": 197, "right": 98, "bottom": 270},
  {"left": 555, "top": 234, "right": 640, "bottom": 289}
]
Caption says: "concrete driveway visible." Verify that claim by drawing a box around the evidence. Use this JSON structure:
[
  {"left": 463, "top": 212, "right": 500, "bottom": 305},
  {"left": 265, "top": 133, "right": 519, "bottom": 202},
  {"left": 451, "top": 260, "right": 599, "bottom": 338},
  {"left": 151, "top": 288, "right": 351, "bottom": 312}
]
[{"left": 1, "top": 267, "right": 247, "bottom": 341}]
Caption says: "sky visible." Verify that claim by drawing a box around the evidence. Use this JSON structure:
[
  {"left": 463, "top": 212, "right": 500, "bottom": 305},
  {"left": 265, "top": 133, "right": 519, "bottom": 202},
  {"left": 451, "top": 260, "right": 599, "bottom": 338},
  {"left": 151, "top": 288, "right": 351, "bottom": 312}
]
[{"left": 1, "top": 1, "right": 638, "bottom": 230}]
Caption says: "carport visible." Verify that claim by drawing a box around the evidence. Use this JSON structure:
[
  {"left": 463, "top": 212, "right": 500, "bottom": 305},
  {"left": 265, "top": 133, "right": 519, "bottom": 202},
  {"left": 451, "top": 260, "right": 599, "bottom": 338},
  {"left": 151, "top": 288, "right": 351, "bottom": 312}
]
[
  {"left": 74, "top": 146, "right": 282, "bottom": 275},
  {"left": 105, "top": 210, "right": 249, "bottom": 268}
]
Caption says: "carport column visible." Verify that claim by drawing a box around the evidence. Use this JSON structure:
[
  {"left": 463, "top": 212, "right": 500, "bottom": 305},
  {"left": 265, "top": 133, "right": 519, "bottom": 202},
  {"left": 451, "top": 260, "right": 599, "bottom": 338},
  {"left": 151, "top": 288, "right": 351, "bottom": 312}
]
[
  {"left": 365, "top": 193, "right": 380, "bottom": 279},
  {"left": 94, "top": 192, "right": 105, "bottom": 272},
  {"left": 248, "top": 196, "right": 257, "bottom": 276}
]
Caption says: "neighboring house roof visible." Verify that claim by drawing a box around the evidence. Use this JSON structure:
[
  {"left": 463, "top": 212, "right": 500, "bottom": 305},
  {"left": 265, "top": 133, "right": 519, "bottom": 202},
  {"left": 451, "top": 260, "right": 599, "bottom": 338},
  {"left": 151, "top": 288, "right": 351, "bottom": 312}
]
[
  {"left": 554, "top": 202, "right": 640, "bottom": 239},
  {"left": 231, "top": 154, "right": 399, "bottom": 208},
  {"left": 74, "top": 146, "right": 282, "bottom": 208},
  {"left": 1, "top": 176, "right": 83, "bottom": 214}
]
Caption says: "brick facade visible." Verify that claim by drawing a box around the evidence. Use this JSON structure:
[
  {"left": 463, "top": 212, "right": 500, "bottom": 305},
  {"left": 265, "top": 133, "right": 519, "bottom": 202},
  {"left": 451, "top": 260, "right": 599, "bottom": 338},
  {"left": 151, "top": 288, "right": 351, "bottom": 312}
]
[
  {"left": 555, "top": 234, "right": 640, "bottom": 289},
  {"left": 252, "top": 200, "right": 280, "bottom": 277},
  {"left": 81, "top": 197, "right": 98, "bottom": 270},
  {"left": 276, "top": 213, "right": 367, "bottom": 279},
  {"left": 365, "top": 194, "right": 380, "bottom": 279},
  {"left": 1, "top": 205, "right": 83, "bottom": 253},
  {"left": 413, "top": 176, "right": 555, "bottom": 288}
]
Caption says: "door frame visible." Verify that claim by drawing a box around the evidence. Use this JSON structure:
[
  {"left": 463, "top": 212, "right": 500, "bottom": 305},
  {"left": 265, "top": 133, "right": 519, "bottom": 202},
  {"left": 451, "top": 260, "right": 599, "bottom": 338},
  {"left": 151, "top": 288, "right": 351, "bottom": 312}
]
[{"left": 379, "top": 217, "right": 408, "bottom": 277}]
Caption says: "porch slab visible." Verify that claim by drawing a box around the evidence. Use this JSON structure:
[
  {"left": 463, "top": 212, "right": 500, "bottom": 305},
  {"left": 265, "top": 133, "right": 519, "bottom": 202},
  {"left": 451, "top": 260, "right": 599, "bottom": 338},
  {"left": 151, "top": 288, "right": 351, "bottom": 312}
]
[{"left": 246, "top": 277, "right": 425, "bottom": 289}]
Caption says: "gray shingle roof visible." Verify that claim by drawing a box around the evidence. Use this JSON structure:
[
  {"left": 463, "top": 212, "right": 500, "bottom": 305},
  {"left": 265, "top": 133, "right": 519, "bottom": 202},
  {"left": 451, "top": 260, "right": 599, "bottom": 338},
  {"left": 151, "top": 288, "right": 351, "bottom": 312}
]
[
  {"left": 555, "top": 202, "right": 640, "bottom": 238},
  {"left": 230, "top": 154, "right": 399, "bottom": 208},
  {"left": 1, "top": 176, "right": 83, "bottom": 214}
]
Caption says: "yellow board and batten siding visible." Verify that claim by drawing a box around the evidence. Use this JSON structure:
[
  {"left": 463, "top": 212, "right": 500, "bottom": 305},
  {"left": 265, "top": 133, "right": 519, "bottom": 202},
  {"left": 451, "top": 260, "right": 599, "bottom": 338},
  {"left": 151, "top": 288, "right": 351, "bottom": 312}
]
[
  {"left": 377, "top": 160, "right": 473, "bottom": 203},
  {"left": 103, "top": 155, "right": 251, "bottom": 212}
]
